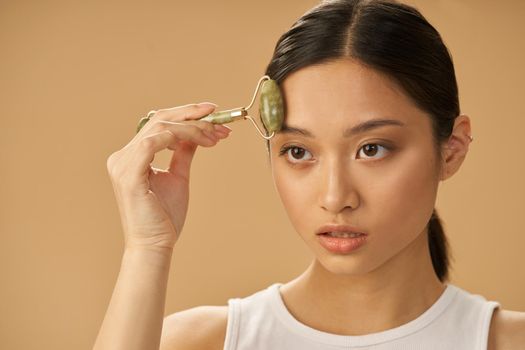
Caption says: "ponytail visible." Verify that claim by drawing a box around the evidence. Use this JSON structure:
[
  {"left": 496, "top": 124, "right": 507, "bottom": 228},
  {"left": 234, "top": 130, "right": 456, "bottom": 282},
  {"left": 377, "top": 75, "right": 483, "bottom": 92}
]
[{"left": 428, "top": 208, "right": 452, "bottom": 282}]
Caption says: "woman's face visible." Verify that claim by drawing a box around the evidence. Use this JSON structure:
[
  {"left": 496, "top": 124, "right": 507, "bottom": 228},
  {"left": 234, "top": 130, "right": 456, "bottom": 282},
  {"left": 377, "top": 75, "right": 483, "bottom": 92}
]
[{"left": 268, "top": 58, "right": 442, "bottom": 276}]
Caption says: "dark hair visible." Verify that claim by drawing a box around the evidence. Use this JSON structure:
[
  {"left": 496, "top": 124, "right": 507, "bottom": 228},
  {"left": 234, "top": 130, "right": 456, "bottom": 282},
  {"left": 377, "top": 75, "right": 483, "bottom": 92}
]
[{"left": 264, "top": 0, "right": 456, "bottom": 282}]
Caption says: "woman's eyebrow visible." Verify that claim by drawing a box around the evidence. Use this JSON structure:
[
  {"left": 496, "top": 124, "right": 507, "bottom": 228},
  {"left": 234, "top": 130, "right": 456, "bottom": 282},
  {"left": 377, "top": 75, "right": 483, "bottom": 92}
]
[{"left": 278, "top": 118, "right": 406, "bottom": 138}]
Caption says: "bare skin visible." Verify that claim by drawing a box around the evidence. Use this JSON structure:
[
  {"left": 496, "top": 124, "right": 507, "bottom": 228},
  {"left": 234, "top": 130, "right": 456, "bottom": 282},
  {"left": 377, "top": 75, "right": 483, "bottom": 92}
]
[
  {"left": 93, "top": 103, "right": 232, "bottom": 350},
  {"left": 268, "top": 57, "right": 469, "bottom": 335},
  {"left": 94, "top": 59, "right": 525, "bottom": 350},
  {"left": 263, "top": 58, "right": 525, "bottom": 348}
]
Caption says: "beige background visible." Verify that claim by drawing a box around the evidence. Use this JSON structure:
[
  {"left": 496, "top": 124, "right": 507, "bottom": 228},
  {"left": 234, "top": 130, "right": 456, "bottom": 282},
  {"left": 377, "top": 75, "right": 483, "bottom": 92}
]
[{"left": 1, "top": 0, "right": 524, "bottom": 348}]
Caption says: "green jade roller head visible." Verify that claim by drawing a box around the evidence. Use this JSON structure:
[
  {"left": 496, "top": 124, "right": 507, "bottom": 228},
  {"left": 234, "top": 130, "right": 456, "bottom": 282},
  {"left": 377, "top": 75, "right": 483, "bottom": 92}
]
[{"left": 198, "top": 75, "right": 284, "bottom": 140}]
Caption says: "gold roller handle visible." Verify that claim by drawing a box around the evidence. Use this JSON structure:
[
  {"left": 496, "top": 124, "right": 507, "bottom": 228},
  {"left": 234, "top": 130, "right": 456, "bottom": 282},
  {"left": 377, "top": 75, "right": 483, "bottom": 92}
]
[{"left": 198, "top": 75, "right": 276, "bottom": 140}]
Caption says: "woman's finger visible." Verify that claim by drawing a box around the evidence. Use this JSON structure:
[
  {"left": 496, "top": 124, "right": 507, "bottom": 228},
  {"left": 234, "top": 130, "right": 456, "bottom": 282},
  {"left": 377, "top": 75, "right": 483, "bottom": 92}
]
[
  {"left": 155, "top": 102, "right": 218, "bottom": 122},
  {"left": 137, "top": 103, "right": 217, "bottom": 136},
  {"left": 167, "top": 140, "right": 198, "bottom": 180},
  {"left": 132, "top": 126, "right": 217, "bottom": 178}
]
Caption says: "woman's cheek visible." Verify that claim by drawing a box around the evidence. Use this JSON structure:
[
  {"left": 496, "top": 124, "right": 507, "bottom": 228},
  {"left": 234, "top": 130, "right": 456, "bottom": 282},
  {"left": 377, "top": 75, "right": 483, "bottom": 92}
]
[
  {"left": 273, "top": 166, "right": 314, "bottom": 232},
  {"left": 369, "top": 147, "right": 438, "bottom": 244}
]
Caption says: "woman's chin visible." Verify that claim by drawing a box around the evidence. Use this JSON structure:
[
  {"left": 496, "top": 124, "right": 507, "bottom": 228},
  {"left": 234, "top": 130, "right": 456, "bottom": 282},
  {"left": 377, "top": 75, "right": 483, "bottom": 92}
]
[{"left": 314, "top": 253, "right": 374, "bottom": 277}]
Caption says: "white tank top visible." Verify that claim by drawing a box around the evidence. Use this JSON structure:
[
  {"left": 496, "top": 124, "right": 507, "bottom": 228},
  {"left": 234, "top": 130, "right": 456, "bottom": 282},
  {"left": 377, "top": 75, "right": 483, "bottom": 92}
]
[{"left": 223, "top": 283, "right": 500, "bottom": 350}]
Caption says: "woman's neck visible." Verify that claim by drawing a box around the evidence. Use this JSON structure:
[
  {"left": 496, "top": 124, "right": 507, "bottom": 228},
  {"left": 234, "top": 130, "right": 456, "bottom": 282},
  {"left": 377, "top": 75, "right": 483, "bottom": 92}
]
[{"left": 279, "top": 231, "right": 446, "bottom": 335}]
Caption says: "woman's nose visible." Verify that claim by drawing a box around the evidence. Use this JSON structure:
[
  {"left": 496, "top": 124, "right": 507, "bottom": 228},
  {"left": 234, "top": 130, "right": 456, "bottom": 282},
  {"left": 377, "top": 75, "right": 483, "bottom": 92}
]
[{"left": 317, "top": 159, "right": 359, "bottom": 213}]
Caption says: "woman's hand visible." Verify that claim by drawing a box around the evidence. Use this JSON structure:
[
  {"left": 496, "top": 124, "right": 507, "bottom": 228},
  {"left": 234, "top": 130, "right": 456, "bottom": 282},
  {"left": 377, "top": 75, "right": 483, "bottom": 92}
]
[{"left": 106, "top": 102, "right": 232, "bottom": 250}]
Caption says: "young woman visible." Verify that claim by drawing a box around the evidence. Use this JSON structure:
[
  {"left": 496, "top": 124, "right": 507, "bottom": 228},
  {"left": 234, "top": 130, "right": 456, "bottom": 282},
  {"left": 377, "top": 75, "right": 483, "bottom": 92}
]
[{"left": 94, "top": 0, "right": 525, "bottom": 349}]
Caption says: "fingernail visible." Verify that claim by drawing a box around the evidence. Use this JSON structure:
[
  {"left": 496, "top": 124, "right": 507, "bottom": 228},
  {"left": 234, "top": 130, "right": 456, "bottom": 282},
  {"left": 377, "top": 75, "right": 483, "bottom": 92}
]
[
  {"left": 199, "top": 102, "right": 218, "bottom": 108},
  {"left": 214, "top": 124, "right": 232, "bottom": 133}
]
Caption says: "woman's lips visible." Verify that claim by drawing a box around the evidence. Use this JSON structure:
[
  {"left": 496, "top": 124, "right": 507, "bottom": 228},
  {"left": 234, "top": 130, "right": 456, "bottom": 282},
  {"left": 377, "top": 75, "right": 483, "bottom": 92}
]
[
  {"left": 316, "top": 223, "right": 366, "bottom": 236},
  {"left": 317, "top": 233, "right": 368, "bottom": 254}
]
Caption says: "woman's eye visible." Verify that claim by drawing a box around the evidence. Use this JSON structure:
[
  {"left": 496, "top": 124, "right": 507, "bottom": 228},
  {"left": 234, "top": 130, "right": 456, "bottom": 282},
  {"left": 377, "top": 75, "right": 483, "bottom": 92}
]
[
  {"left": 278, "top": 146, "right": 312, "bottom": 163},
  {"left": 278, "top": 143, "right": 392, "bottom": 165},
  {"left": 356, "top": 143, "right": 390, "bottom": 160}
]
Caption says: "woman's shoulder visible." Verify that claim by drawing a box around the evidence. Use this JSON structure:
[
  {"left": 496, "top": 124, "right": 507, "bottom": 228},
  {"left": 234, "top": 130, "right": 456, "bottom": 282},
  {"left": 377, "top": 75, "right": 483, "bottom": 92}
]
[
  {"left": 156, "top": 300, "right": 525, "bottom": 350},
  {"left": 160, "top": 305, "right": 228, "bottom": 350},
  {"left": 487, "top": 307, "right": 525, "bottom": 350}
]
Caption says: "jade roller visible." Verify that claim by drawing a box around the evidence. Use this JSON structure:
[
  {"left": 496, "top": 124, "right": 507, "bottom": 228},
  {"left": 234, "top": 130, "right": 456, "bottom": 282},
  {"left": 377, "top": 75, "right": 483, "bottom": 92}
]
[
  {"left": 198, "top": 75, "right": 284, "bottom": 139},
  {"left": 136, "top": 75, "right": 284, "bottom": 140}
]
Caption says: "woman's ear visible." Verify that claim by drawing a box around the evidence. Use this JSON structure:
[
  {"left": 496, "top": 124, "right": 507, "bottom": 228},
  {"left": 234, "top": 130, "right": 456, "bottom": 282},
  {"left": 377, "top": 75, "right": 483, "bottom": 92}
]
[{"left": 439, "top": 114, "right": 473, "bottom": 181}]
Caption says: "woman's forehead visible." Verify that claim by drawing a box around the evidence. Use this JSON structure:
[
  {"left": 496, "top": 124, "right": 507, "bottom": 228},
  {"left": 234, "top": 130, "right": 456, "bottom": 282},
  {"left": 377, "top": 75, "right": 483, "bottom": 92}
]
[
  {"left": 278, "top": 59, "right": 429, "bottom": 134},
  {"left": 282, "top": 60, "right": 414, "bottom": 118}
]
